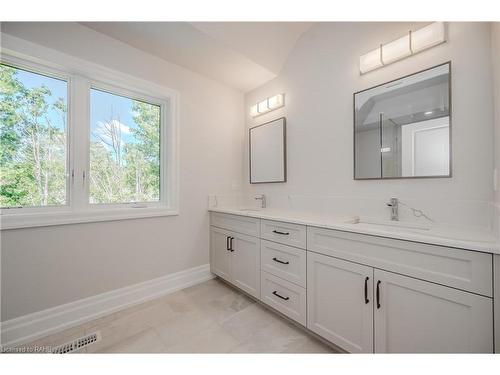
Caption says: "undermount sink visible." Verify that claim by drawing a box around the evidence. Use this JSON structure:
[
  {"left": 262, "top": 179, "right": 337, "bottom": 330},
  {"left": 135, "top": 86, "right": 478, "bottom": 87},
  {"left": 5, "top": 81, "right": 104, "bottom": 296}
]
[
  {"left": 238, "top": 207, "right": 262, "bottom": 212},
  {"left": 352, "top": 218, "right": 431, "bottom": 233}
]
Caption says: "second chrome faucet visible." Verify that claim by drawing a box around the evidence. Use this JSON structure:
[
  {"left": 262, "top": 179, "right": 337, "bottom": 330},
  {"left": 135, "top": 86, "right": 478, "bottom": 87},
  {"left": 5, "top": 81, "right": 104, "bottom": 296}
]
[
  {"left": 387, "top": 197, "right": 399, "bottom": 221},
  {"left": 254, "top": 194, "right": 266, "bottom": 209}
]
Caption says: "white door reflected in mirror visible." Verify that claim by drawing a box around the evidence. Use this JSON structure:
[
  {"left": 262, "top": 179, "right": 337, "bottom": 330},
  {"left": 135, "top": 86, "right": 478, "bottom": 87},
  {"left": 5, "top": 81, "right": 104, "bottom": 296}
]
[
  {"left": 249, "top": 117, "right": 286, "bottom": 184},
  {"left": 354, "top": 62, "right": 451, "bottom": 179}
]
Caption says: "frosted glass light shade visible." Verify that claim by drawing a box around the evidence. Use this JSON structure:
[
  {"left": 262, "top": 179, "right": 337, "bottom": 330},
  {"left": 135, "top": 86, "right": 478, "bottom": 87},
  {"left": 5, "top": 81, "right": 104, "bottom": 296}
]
[
  {"left": 360, "top": 47, "right": 383, "bottom": 74},
  {"left": 250, "top": 93, "right": 286, "bottom": 117},
  {"left": 250, "top": 105, "right": 259, "bottom": 117},
  {"left": 411, "top": 22, "right": 445, "bottom": 53},
  {"left": 268, "top": 94, "right": 284, "bottom": 109},
  {"left": 382, "top": 34, "right": 411, "bottom": 64},
  {"left": 359, "top": 22, "right": 446, "bottom": 75},
  {"left": 257, "top": 100, "right": 269, "bottom": 113}
]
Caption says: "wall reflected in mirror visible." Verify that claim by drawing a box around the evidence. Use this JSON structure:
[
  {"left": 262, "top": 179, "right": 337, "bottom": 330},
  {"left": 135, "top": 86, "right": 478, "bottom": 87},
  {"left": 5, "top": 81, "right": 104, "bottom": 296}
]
[
  {"left": 250, "top": 117, "right": 287, "bottom": 183},
  {"left": 354, "top": 62, "right": 451, "bottom": 179}
]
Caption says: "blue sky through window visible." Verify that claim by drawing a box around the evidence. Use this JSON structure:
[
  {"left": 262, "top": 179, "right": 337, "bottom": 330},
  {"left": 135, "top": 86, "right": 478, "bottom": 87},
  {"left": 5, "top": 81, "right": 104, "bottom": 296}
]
[
  {"left": 90, "top": 88, "right": 136, "bottom": 145},
  {"left": 15, "top": 68, "right": 67, "bottom": 131}
]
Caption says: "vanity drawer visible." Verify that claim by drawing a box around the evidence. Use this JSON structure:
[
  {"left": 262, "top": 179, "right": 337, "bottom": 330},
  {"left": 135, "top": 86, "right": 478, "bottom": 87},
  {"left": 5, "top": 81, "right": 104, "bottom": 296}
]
[
  {"left": 261, "top": 271, "right": 307, "bottom": 326},
  {"left": 261, "top": 219, "right": 307, "bottom": 249},
  {"left": 307, "top": 227, "right": 493, "bottom": 296},
  {"left": 261, "top": 240, "right": 307, "bottom": 287},
  {"left": 210, "top": 212, "right": 260, "bottom": 237}
]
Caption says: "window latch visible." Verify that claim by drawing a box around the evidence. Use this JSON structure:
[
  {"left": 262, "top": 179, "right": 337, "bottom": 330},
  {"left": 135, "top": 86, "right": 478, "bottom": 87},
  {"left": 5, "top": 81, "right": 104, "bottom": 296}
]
[{"left": 130, "top": 203, "right": 148, "bottom": 208}]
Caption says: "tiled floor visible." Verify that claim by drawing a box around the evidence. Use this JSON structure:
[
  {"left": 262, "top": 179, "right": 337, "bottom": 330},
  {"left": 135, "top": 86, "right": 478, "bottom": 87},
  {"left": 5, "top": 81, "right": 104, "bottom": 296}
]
[{"left": 25, "top": 278, "right": 338, "bottom": 353}]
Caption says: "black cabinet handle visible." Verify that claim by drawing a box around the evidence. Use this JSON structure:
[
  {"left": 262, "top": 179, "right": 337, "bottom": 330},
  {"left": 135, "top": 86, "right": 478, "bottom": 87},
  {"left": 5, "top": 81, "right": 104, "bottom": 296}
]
[
  {"left": 272, "top": 230, "right": 290, "bottom": 236},
  {"left": 229, "top": 237, "right": 234, "bottom": 252},
  {"left": 226, "top": 236, "right": 230, "bottom": 251},
  {"left": 272, "top": 257, "right": 290, "bottom": 265},
  {"left": 364, "top": 277, "right": 369, "bottom": 304},
  {"left": 376, "top": 280, "right": 381, "bottom": 309},
  {"left": 272, "top": 291, "right": 289, "bottom": 301}
]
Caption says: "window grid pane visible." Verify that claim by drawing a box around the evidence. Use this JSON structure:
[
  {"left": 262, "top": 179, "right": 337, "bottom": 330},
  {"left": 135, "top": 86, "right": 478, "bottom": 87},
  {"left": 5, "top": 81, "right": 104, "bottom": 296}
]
[
  {"left": 89, "top": 87, "right": 161, "bottom": 205},
  {"left": 0, "top": 64, "right": 68, "bottom": 208}
]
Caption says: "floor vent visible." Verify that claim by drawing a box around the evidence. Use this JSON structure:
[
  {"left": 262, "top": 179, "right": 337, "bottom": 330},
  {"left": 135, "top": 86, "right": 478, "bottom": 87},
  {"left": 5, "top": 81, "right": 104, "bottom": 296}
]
[{"left": 52, "top": 331, "right": 101, "bottom": 354}]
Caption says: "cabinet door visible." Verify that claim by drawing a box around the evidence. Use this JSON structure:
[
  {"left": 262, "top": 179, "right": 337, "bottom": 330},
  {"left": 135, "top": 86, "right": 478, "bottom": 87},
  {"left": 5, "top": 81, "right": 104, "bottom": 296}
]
[
  {"left": 307, "top": 252, "right": 374, "bottom": 353},
  {"left": 210, "top": 227, "right": 232, "bottom": 281},
  {"left": 374, "top": 269, "right": 493, "bottom": 353},
  {"left": 231, "top": 232, "right": 261, "bottom": 299}
]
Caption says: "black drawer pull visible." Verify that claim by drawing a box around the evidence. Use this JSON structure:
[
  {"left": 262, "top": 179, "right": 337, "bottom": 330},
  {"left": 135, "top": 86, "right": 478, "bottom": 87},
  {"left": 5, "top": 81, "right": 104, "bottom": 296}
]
[
  {"left": 272, "top": 257, "right": 290, "bottom": 265},
  {"left": 364, "top": 277, "right": 369, "bottom": 304},
  {"left": 272, "top": 230, "right": 290, "bottom": 235},
  {"left": 226, "top": 236, "right": 230, "bottom": 251},
  {"left": 272, "top": 291, "right": 289, "bottom": 301},
  {"left": 229, "top": 237, "right": 234, "bottom": 252},
  {"left": 376, "top": 280, "right": 381, "bottom": 309}
]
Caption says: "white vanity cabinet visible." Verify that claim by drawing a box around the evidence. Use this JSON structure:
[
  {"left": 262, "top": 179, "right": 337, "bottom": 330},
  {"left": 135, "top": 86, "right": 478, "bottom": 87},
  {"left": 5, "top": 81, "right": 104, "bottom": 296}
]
[
  {"left": 261, "top": 219, "right": 307, "bottom": 249},
  {"left": 210, "top": 226, "right": 233, "bottom": 281},
  {"left": 307, "top": 252, "right": 374, "bottom": 353},
  {"left": 230, "top": 232, "right": 261, "bottom": 298},
  {"left": 261, "top": 271, "right": 307, "bottom": 325},
  {"left": 209, "top": 218, "right": 261, "bottom": 299},
  {"left": 209, "top": 211, "right": 496, "bottom": 353},
  {"left": 307, "top": 251, "right": 494, "bottom": 353},
  {"left": 261, "top": 239, "right": 307, "bottom": 288},
  {"left": 307, "top": 226, "right": 493, "bottom": 296},
  {"left": 373, "top": 269, "right": 493, "bottom": 353}
]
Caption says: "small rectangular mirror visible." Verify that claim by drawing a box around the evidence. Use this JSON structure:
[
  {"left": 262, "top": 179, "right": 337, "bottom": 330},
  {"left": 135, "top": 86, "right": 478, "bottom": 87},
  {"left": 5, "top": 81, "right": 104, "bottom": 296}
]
[
  {"left": 250, "top": 117, "right": 286, "bottom": 183},
  {"left": 354, "top": 62, "right": 451, "bottom": 179}
]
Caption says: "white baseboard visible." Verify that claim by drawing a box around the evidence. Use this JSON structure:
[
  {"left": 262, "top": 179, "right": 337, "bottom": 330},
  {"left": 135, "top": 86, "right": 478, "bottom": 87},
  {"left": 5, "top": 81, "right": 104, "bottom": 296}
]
[{"left": 1, "top": 264, "right": 214, "bottom": 348}]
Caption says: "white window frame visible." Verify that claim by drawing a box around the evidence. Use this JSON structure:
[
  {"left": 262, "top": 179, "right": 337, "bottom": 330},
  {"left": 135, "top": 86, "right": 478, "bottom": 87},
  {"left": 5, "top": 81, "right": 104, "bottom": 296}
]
[
  {"left": 86, "top": 81, "right": 168, "bottom": 210},
  {"left": 0, "top": 54, "right": 74, "bottom": 216},
  {"left": 0, "top": 39, "right": 179, "bottom": 230}
]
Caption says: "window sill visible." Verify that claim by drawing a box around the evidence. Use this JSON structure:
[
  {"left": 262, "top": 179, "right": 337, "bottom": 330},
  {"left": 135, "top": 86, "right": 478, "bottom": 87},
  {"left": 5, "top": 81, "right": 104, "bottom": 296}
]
[{"left": 0, "top": 207, "right": 179, "bottom": 230}]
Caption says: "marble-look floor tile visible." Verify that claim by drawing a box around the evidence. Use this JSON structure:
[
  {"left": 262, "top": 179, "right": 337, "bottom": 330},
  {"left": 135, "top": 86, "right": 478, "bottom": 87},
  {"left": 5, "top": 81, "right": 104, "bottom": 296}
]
[
  {"left": 101, "top": 328, "right": 167, "bottom": 353},
  {"left": 186, "top": 283, "right": 256, "bottom": 324},
  {"left": 281, "top": 336, "right": 337, "bottom": 353},
  {"left": 85, "top": 296, "right": 183, "bottom": 353},
  {"left": 165, "top": 324, "right": 240, "bottom": 353},
  {"left": 183, "top": 278, "right": 234, "bottom": 300},
  {"left": 22, "top": 278, "right": 339, "bottom": 354},
  {"left": 153, "top": 309, "right": 218, "bottom": 348},
  {"left": 220, "top": 303, "right": 281, "bottom": 342},
  {"left": 229, "top": 319, "right": 318, "bottom": 353}
]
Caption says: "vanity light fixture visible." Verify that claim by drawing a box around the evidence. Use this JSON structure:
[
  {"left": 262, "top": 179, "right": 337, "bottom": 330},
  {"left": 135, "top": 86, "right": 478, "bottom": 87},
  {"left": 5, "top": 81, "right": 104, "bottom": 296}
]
[
  {"left": 382, "top": 34, "right": 412, "bottom": 65},
  {"left": 257, "top": 99, "right": 269, "bottom": 113},
  {"left": 250, "top": 93, "right": 285, "bottom": 117},
  {"left": 250, "top": 105, "right": 259, "bottom": 117},
  {"left": 411, "top": 22, "right": 446, "bottom": 53},
  {"left": 359, "top": 22, "right": 446, "bottom": 74},
  {"left": 359, "top": 47, "right": 383, "bottom": 74}
]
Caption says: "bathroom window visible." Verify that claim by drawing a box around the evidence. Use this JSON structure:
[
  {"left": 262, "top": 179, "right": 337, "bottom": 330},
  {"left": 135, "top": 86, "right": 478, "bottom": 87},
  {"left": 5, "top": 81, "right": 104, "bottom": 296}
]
[
  {"left": 89, "top": 87, "right": 161, "bottom": 206},
  {"left": 0, "top": 63, "right": 69, "bottom": 209},
  {"left": 1, "top": 53, "right": 179, "bottom": 229}
]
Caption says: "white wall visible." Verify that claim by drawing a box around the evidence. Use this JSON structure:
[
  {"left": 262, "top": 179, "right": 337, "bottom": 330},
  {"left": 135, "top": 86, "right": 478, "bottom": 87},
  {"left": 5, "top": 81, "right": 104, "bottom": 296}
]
[
  {"left": 0, "top": 23, "right": 245, "bottom": 321},
  {"left": 243, "top": 22, "right": 496, "bottom": 229}
]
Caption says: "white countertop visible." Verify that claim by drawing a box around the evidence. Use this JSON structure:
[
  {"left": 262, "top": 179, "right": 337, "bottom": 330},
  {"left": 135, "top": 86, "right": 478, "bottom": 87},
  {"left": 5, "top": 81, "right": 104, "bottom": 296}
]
[{"left": 209, "top": 207, "right": 500, "bottom": 254}]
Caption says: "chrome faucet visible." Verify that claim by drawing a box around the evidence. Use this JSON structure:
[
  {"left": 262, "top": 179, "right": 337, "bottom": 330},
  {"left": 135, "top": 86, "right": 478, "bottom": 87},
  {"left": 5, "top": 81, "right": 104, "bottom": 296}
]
[
  {"left": 386, "top": 197, "right": 399, "bottom": 221},
  {"left": 254, "top": 194, "right": 266, "bottom": 209}
]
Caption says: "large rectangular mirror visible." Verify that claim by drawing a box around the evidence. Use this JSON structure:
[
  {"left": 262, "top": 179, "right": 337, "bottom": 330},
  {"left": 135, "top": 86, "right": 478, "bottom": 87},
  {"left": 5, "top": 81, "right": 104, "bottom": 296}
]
[
  {"left": 354, "top": 62, "right": 451, "bottom": 179},
  {"left": 250, "top": 117, "right": 286, "bottom": 183}
]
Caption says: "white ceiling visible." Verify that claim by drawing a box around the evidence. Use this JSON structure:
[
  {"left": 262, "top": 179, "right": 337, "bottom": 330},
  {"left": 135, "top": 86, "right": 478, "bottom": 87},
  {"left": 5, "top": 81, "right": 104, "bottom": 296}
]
[{"left": 81, "top": 22, "right": 313, "bottom": 92}]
